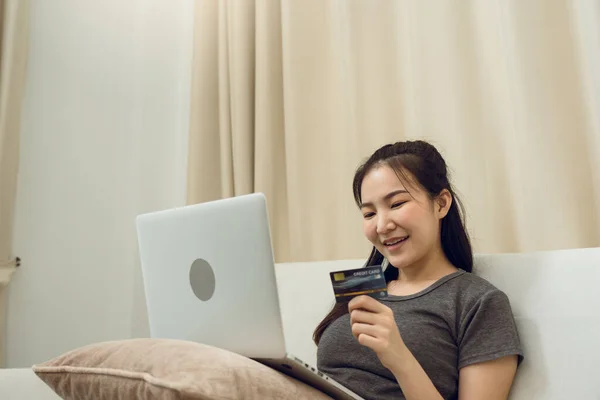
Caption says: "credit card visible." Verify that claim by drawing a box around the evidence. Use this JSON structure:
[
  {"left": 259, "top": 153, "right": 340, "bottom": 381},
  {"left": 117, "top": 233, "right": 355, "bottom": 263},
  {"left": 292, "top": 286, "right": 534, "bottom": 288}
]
[{"left": 329, "top": 265, "right": 388, "bottom": 303}]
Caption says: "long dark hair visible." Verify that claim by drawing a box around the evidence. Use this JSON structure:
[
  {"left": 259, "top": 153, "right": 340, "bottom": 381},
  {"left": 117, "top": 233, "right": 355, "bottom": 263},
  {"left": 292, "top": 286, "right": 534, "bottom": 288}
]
[{"left": 313, "top": 140, "right": 473, "bottom": 345}]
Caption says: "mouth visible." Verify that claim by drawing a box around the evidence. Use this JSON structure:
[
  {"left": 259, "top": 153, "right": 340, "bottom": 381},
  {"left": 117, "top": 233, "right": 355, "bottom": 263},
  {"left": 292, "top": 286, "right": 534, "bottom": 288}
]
[{"left": 383, "top": 236, "right": 409, "bottom": 247}]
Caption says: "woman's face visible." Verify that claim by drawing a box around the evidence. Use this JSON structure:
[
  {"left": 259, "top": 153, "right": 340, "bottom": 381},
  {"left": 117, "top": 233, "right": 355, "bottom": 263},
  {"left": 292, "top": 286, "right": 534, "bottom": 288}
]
[{"left": 360, "top": 164, "right": 450, "bottom": 270}]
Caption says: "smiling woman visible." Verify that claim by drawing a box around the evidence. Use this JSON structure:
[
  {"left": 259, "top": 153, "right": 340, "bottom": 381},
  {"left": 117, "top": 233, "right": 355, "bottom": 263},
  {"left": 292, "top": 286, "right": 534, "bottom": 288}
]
[{"left": 313, "top": 141, "right": 524, "bottom": 400}]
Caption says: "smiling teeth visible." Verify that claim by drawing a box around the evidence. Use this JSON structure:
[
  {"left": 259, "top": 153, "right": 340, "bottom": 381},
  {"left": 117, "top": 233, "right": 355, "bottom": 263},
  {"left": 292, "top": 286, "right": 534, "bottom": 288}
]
[{"left": 385, "top": 237, "right": 406, "bottom": 246}]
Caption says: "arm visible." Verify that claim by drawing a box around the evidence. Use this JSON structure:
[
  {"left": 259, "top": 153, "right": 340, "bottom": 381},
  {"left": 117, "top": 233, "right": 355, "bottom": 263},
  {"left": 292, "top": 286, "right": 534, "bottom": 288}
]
[
  {"left": 458, "top": 355, "right": 518, "bottom": 400},
  {"left": 457, "top": 289, "right": 522, "bottom": 399}
]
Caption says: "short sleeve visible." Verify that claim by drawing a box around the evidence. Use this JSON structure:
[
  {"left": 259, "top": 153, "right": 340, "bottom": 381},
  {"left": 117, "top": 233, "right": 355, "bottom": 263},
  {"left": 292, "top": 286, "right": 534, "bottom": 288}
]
[{"left": 458, "top": 289, "right": 524, "bottom": 369}]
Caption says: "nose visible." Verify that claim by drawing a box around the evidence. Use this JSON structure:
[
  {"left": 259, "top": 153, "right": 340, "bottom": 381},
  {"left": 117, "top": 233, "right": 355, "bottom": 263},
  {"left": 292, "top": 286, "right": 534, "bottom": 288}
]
[{"left": 376, "top": 212, "right": 395, "bottom": 235}]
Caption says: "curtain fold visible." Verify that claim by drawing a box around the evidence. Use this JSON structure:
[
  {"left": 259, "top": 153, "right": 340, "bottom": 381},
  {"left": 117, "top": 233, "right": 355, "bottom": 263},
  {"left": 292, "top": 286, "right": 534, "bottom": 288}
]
[
  {"left": 187, "top": 0, "right": 600, "bottom": 263},
  {"left": 0, "top": 0, "right": 29, "bottom": 367}
]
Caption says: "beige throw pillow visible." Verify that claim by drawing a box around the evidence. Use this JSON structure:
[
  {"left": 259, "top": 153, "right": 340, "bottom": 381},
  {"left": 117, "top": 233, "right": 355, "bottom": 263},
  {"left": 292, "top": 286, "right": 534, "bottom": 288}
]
[{"left": 32, "top": 338, "right": 334, "bottom": 400}]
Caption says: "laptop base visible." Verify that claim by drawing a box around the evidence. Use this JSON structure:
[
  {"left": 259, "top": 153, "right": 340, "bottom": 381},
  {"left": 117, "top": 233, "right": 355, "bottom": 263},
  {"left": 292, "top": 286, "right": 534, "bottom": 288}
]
[{"left": 256, "top": 354, "right": 365, "bottom": 400}]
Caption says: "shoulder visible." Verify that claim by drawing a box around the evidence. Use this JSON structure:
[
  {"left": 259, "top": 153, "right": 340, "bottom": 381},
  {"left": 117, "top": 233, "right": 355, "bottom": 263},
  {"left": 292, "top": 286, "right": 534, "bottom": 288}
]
[
  {"left": 453, "top": 270, "right": 507, "bottom": 298},
  {"left": 451, "top": 271, "right": 517, "bottom": 329},
  {"left": 450, "top": 271, "right": 513, "bottom": 318},
  {"left": 451, "top": 272, "right": 524, "bottom": 368}
]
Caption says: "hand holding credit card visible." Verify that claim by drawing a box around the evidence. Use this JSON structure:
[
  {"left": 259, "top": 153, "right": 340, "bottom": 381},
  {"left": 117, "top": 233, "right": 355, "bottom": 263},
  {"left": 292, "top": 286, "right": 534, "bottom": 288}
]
[{"left": 329, "top": 265, "right": 388, "bottom": 303}]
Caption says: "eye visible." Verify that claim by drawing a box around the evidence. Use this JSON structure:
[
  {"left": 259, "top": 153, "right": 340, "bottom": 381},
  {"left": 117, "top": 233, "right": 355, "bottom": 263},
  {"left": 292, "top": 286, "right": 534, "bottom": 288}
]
[
  {"left": 391, "top": 201, "right": 407, "bottom": 208},
  {"left": 363, "top": 212, "right": 375, "bottom": 219}
]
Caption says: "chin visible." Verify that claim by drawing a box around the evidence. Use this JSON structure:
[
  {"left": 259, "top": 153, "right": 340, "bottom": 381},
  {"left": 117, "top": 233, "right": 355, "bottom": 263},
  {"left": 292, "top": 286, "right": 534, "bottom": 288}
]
[
  {"left": 386, "top": 257, "right": 408, "bottom": 270},
  {"left": 384, "top": 250, "right": 422, "bottom": 271}
]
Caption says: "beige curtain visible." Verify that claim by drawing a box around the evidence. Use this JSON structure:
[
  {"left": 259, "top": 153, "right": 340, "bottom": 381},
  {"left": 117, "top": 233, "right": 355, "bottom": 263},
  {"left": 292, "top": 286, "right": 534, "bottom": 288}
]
[
  {"left": 0, "top": 0, "right": 29, "bottom": 367},
  {"left": 187, "top": 0, "right": 600, "bottom": 263}
]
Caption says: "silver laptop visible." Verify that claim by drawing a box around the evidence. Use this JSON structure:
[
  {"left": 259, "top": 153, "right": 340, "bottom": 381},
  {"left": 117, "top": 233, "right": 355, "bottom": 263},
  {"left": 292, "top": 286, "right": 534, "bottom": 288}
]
[{"left": 135, "top": 192, "right": 364, "bottom": 400}]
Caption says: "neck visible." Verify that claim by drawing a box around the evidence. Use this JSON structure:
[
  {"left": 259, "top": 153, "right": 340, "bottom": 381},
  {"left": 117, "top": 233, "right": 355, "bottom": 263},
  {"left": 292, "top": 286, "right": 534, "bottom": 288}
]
[{"left": 396, "top": 244, "right": 456, "bottom": 283}]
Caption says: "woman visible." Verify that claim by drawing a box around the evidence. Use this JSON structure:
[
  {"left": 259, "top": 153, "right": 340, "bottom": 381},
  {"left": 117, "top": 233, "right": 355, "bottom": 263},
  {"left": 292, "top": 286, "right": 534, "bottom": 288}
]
[{"left": 314, "top": 141, "right": 523, "bottom": 400}]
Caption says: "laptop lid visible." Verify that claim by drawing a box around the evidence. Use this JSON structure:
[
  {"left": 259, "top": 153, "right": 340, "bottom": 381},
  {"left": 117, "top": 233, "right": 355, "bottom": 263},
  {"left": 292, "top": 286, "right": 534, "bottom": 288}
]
[{"left": 135, "top": 193, "right": 287, "bottom": 359}]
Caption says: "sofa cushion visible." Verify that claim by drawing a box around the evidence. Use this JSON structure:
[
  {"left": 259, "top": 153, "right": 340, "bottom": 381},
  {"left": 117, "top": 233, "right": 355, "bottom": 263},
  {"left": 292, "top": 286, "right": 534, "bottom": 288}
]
[{"left": 31, "top": 338, "right": 333, "bottom": 400}]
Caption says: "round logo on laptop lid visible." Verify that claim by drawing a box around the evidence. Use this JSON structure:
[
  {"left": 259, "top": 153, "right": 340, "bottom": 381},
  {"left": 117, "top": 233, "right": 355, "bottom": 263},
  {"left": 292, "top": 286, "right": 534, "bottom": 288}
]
[{"left": 189, "top": 258, "right": 216, "bottom": 301}]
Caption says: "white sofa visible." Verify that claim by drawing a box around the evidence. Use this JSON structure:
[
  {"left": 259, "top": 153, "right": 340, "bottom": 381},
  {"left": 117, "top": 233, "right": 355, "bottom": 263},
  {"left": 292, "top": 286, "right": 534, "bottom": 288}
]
[{"left": 1, "top": 247, "right": 599, "bottom": 399}]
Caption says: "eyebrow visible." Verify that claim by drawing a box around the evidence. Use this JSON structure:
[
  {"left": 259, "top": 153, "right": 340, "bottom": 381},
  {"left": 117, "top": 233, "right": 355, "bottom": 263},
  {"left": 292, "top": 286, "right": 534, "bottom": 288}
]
[{"left": 360, "top": 189, "right": 409, "bottom": 209}]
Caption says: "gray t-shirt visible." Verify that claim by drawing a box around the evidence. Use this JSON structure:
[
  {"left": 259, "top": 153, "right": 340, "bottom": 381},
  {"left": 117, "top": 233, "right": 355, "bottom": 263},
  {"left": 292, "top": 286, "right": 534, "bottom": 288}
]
[{"left": 317, "top": 270, "right": 523, "bottom": 400}]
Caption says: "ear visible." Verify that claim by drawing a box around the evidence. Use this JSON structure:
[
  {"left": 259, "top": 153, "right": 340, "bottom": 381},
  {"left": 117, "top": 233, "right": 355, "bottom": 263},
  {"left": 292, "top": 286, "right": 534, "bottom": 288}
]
[{"left": 434, "top": 189, "right": 452, "bottom": 220}]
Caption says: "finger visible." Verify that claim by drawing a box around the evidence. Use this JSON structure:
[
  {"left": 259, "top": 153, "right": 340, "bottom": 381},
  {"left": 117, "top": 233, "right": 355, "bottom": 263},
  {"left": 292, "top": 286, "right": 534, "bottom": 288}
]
[
  {"left": 348, "top": 295, "right": 375, "bottom": 311},
  {"left": 351, "top": 322, "right": 382, "bottom": 339},
  {"left": 350, "top": 309, "right": 378, "bottom": 325},
  {"left": 356, "top": 332, "right": 382, "bottom": 351},
  {"left": 348, "top": 295, "right": 387, "bottom": 313}
]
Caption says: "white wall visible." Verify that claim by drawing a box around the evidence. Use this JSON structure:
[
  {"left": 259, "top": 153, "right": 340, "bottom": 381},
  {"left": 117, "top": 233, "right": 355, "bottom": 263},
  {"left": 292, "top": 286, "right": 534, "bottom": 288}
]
[{"left": 6, "top": 0, "right": 194, "bottom": 368}]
